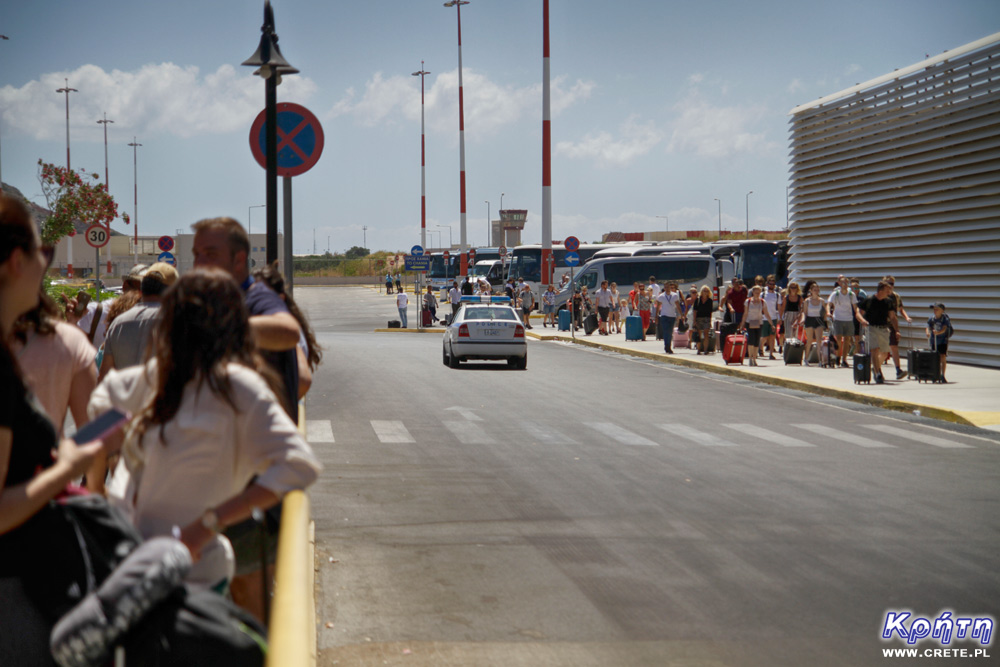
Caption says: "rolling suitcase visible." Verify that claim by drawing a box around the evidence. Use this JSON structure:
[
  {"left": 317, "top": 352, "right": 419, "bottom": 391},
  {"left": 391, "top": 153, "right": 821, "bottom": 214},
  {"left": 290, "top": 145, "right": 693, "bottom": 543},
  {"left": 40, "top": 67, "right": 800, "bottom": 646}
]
[
  {"left": 783, "top": 339, "right": 805, "bottom": 365},
  {"left": 422, "top": 308, "right": 433, "bottom": 327},
  {"left": 584, "top": 313, "right": 599, "bottom": 335},
  {"left": 646, "top": 318, "right": 657, "bottom": 336},
  {"left": 387, "top": 320, "right": 401, "bottom": 328},
  {"left": 723, "top": 333, "right": 747, "bottom": 365},
  {"left": 672, "top": 329, "right": 690, "bottom": 349},
  {"left": 853, "top": 353, "right": 871, "bottom": 383},
  {"left": 719, "top": 321, "right": 740, "bottom": 342},
  {"left": 910, "top": 349, "right": 942, "bottom": 383},
  {"left": 705, "top": 330, "right": 717, "bottom": 353},
  {"left": 558, "top": 308, "right": 572, "bottom": 331},
  {"left": 625, "top": 315, "right": 644, "bottom": 341}
]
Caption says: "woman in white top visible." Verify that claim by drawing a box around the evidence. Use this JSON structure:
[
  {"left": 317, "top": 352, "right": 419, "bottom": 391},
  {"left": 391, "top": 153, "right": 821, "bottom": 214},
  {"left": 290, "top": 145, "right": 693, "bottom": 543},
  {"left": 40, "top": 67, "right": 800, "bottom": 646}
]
[
  {"left": 800, "top": 282, "right": 828, "bottom": 367},
  {"left": 90, "top": 268, "right": 321, "bottom": 589},
  {"left": 739, "top": 286, "right": 774, "bottom": 366}
]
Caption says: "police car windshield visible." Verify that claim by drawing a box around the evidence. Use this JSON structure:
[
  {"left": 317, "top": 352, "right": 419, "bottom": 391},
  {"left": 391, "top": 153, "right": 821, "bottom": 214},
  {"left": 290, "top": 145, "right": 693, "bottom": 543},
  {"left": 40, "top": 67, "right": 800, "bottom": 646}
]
[{"left": 464, "top": 307, "right": 518, "bottom": 321}]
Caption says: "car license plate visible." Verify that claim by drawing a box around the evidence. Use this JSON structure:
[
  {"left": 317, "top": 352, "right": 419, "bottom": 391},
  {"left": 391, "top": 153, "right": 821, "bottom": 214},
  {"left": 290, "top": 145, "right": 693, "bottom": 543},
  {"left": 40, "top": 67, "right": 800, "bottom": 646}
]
[{"left": 482, "top": 328, "right": 500, "bottom": 336}]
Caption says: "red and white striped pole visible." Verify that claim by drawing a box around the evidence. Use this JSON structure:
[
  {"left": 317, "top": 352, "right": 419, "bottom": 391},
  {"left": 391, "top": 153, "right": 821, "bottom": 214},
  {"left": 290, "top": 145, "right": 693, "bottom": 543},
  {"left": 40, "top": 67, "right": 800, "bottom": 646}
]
[
  {"left": 413, "top": 63, "right": 430, "bottom": 252},
  {"left": 444, "top": 0, "right": 470, "bottom": 276},
  {"left": 541, "top": 0, "right": 553, "bottom": 284}
]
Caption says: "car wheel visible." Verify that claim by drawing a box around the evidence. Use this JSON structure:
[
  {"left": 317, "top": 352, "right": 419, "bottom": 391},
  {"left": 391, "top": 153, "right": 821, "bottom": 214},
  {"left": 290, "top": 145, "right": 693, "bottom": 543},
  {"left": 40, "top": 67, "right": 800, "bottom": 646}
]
[
  {"left": 442, "top": 346, "right": 450, "bottom": 366},
  {"left": 506, "top": 356, "right": 518, "bottom": 367},
  {"left": 514, "top": 353, "right": 527, "bottom": 370},
  {"left": 448, "top": 344, "right": 461, "bottom": 368}
]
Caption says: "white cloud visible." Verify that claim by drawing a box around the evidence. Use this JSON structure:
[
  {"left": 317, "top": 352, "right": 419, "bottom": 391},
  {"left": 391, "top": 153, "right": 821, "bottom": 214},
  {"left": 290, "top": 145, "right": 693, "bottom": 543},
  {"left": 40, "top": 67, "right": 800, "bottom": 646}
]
[
  {"left": 787, "top": 78, "right": 805, "bottom": 94},
  {"left": 0, "top": 63, "right": 317, "bottom": 140},
  {"left": 689, "top": 73, "right": 705, "bottom": 85},
  {"left": 556, "top": 115, "right": 664, "bottom": 167},
  {"left": 844, "top": 63, "right": 862, "bottom": 76},
  {"left": 328, "top": 69, "right": 594, "bottom": 136},
  {"left": 666, "top": 93, "right": 775, "bottom": 158}
]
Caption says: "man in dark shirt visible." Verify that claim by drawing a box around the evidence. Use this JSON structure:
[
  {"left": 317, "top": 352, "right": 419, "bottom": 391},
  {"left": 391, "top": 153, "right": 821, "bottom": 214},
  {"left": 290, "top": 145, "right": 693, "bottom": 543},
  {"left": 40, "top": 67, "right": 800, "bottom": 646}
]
[
  {"left": 191, "top": 217, "right": 300, "bottom": 417},
  {"left": 721, "top": 278, "right": 747, "bottom": 324},
  {"left": 856, "top": 281, "right": 897, "bottom": 384}
]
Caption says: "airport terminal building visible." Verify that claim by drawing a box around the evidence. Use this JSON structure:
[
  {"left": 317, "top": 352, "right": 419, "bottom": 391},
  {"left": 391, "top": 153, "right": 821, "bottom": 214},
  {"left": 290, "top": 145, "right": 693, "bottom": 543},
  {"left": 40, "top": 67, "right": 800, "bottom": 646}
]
[{"left": 787, "top": 33, "right": 1000, "bottom": 368}]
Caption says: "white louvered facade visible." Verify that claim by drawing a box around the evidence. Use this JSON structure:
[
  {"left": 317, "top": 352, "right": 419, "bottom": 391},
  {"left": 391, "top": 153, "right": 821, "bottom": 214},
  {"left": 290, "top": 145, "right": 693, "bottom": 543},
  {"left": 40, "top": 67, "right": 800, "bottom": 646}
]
[{"left": 788, "top": 33, "right": 1000, "bottom": 369}]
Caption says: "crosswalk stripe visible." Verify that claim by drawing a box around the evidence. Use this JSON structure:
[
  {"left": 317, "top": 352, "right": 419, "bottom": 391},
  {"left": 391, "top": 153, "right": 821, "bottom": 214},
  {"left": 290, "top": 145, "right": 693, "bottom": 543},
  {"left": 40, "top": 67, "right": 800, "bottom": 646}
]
[
  {"left": 522, "top": 421, "right": 578, "bottom": 445},
  {"left": 663, "top": 424, "right": 738, "bottom": 447},
  {"left": 370, "top": 420, "right": 415, "bottom": 444},
  {"left": 863, "top": 424, "right": 973, "bottom": 449},
  {"left": 305, "top": 420, "right": 334, "bottom": 443},
  {"left": 585, "top": 422, "right": 660, "bottom": 447},
  {"left": 795, "top": 423, "right": 895, "bottom": 448},
  {"left": 443, "top": 420, "right": 492, "bottom": 444},
  {"left": 723, "top": 423, "right": 815, "bottom": 447}
]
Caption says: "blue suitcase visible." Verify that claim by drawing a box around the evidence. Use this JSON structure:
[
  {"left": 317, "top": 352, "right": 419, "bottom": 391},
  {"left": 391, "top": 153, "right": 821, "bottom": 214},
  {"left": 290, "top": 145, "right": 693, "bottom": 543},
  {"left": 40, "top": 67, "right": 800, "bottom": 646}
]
[
  {"left": 558, "top": 308, "right": 571, "bottom": 331},
  {"left": 625, "top": 315, "right": 644, "bottom": 341}
]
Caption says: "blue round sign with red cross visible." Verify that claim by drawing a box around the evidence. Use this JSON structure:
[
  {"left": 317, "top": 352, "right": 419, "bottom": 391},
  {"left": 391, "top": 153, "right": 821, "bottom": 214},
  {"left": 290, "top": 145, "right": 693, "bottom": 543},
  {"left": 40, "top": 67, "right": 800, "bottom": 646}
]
[{"left": 250, "top": 103, "right": 325, "bottom": 177}]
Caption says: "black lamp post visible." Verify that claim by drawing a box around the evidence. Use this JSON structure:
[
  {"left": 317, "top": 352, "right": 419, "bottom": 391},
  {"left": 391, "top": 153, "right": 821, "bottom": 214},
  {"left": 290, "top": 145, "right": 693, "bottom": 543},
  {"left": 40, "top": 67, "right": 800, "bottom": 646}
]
[{"left": 242, "top": 1, "right": 298, "bottom": 266}]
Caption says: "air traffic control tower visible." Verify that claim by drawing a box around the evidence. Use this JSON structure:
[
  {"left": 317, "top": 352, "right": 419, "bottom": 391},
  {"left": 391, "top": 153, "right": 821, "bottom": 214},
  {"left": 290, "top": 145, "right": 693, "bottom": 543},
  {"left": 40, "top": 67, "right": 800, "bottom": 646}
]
[{"left": 492, "top": 209, "right": 527, "bottom": 247}]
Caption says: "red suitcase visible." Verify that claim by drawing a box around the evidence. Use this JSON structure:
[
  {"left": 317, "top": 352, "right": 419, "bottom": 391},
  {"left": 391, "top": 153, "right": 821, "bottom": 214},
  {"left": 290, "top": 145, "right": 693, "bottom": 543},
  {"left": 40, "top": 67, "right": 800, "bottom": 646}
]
[
  {"left": 723, "top": 334, "right": 747, "bottom": 365},
  {"left": 422, "top": 308, "right": 433, "bottom": 327}
]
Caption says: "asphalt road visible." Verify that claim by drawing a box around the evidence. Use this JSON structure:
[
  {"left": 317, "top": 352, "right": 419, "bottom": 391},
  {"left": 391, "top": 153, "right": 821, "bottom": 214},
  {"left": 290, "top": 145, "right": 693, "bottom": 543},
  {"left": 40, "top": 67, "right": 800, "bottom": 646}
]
[{"left": 296, "top": 286, "right": 999, "bottom": 667}]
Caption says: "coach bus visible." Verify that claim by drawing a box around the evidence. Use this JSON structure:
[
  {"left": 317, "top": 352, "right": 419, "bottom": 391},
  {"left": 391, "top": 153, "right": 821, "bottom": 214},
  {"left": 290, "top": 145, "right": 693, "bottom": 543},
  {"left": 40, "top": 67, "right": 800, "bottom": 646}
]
[{"left": 505, "top": 243, "right": 613, "bottom": 299}]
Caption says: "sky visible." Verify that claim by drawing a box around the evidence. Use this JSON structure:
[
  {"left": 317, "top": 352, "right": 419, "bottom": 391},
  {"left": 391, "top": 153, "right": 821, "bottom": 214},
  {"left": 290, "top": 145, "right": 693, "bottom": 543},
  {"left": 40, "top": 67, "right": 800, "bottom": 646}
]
[{"left": 2, "top": 0, "right": 998, "bottom": 255}]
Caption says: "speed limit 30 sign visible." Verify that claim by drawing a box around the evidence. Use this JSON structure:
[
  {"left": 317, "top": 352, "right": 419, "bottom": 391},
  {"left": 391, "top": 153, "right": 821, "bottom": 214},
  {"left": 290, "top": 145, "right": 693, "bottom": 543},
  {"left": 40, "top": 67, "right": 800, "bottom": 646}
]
[{"left": 85, "top": 225, "right": 110, "bottom": 248}]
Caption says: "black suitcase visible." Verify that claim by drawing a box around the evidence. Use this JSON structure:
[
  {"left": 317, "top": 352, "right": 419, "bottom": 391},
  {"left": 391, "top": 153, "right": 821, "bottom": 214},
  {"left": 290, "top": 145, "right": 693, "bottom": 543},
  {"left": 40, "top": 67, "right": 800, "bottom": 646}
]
[
  {"left": 387, "top": 320, "right": 401, "bottom": 328},
  {"left": 646, "top": 318, "right": 656, "bottom": 336},
  {"left": 784, "top": 339, "right": 804, "bottom": 365},
  {"left": 910, "top": 349, "right": 942, "bottom": 383},
  {"left": 853, "top": 353, "right": 871, "bottom": 384},
  {"left": 584, "top": 313, "right": 599, "bottom": 335},
  {"left": 719, "top": 321, "right": 740, "bottom": 341}
]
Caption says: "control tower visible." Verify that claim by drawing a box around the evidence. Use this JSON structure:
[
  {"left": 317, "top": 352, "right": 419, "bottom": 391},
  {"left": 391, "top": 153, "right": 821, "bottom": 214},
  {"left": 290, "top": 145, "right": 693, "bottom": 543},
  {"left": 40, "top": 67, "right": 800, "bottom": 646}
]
[{"left": 492, "top": 209, "right": 527, "bottom": 247}]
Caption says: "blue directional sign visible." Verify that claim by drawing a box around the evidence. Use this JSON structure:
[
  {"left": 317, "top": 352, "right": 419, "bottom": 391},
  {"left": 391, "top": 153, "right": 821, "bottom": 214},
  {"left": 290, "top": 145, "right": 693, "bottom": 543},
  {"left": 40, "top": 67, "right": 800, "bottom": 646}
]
[
  {"left": 157, "top": 251, "right": 176, "bottom": 266},
  {"left": 411, "top": 244, "right": 425, "bottom": 257},
  {"left": 564, "top": 251, "right": 580, "bottom": 267},
  {"left": 405, "top": 256, "right": 431, "bottom": 272}
]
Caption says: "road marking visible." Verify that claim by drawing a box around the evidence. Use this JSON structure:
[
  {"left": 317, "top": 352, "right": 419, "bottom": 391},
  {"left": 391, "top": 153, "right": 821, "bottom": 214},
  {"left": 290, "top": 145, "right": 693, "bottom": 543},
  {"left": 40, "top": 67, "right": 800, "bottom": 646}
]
[
  {"left": 443, "top": 406, "right": 483, "bottom": 422},
  {"left": 370, "top": 420, "right": 415, "bottom": 443},
  {"left": 796, "top": 423, "right": 895, "bottom": 448},
  {"left": 863, "top": 424, "right": 974, "bottom": 449},
  {"left": 663, "top": 424, "right": 738, "bottom": 447},
  {"left": 306, "top": 420, "right": 334, "bottom": 443},
  {"left": 522, "top": 421, "right": 579, "bottom": 445},
  {"left": 723, "top": 423, "right": 815, "bottom": 447},
  {"left": 585, "top": 422, "right": 660, "bottom": 447},
  {"left": 443, "top": 420, "right": 492, "bottom": 444}
]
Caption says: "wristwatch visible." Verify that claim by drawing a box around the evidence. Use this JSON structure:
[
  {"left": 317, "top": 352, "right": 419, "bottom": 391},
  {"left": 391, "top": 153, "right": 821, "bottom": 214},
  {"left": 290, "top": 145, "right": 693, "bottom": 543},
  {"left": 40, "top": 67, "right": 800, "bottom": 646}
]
[{"left": 200, "top": 509, "right": 221, "bottom": 535}]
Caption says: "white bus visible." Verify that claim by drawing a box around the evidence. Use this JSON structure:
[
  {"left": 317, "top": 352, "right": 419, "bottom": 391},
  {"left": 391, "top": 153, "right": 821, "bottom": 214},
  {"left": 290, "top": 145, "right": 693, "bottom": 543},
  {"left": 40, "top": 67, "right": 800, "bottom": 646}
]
[{"left": 505, "top": 243, "right": 614, "bottom": 299}]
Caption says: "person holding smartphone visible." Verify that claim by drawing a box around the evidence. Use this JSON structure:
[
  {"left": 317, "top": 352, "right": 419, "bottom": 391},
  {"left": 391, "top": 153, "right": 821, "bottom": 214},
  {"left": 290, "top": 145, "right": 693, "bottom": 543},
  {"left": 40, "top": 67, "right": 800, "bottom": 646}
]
[
  {"left": 89, "top": 268, "right": 322, "bottom": 596},
  {"left": 0, "top": 194, "right": 111, "bottom": 663}
]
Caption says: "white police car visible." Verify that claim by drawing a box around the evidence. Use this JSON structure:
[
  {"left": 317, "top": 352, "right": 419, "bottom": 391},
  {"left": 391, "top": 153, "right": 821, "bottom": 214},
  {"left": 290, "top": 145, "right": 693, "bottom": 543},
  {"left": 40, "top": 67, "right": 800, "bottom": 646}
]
[{"left": 442, "top": 296, "right": 527, "bottom": 369}]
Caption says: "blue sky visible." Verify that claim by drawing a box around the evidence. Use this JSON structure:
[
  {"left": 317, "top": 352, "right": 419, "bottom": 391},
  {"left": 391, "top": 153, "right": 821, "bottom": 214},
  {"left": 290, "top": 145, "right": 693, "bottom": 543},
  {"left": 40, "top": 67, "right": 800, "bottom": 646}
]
[{"left": 2, "top": 0, "right": 998, "bottom": 254}]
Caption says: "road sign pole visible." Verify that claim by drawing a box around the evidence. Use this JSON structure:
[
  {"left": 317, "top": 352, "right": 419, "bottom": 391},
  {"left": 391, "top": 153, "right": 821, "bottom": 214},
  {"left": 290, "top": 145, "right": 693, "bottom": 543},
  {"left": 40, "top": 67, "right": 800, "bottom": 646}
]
[{"left": 283, "top": 176, "right": 293, "bottom": 295}]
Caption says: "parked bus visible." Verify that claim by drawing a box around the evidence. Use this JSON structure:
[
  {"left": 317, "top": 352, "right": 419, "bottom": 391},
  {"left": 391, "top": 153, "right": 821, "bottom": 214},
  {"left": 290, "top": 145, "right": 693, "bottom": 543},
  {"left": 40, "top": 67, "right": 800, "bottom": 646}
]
[
  {"left": 552, "top": 254, "right": 734, "bottom": 310},
  {"left": 505, "top": 243, "right": 613, "bottom": 299},
  {"left": 711, "top": 240, "right": 789, "bottom": 287},
  {"left": 591, "top": 242, "right": 714, "bottom": 260},
  {"left": 427, "top": 247, "right": 502, "bottom": 291}
]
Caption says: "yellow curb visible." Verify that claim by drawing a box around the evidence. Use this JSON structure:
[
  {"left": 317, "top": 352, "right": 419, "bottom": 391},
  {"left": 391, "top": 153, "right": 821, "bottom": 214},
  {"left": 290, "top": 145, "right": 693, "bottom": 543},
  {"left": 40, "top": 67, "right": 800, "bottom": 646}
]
[{"left": 541, "top": 335, "right": 979, "bottom": 428}]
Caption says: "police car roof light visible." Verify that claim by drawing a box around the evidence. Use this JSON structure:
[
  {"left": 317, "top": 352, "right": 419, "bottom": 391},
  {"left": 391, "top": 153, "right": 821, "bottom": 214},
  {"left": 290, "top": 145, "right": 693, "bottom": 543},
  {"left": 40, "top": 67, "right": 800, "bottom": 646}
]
[{"left": 460, "top": 295, "right": 511, "bottom": 303}]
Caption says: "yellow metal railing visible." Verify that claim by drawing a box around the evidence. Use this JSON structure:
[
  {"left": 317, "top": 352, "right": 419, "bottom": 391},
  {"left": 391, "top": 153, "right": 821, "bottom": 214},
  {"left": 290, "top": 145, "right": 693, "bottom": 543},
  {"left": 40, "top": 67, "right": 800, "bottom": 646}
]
[{"left": 266, "top": 402, "right": 315, "bottom": 666}]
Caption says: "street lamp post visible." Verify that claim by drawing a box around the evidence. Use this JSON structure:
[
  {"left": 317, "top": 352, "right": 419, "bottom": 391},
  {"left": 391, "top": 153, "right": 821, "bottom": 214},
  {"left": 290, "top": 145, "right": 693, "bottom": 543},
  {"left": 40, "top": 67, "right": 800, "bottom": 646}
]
[
  {"left": 444, "top": 0, "right": 470, "bottom": 275},
  {"left": 412, "top": 63, "right": 430, "bottom": 254},
  {"left": 714, "top": 198, "right": 721, "bottom": 238},
  {"left": 242, "top": 0, "right": 298, "bottom": 268},
  {"left": 484, "top": 200, "right": 490, "bottom": 246},
  {"left": 128, "top": 138, "right": 142, "bottom": 265},
  {"left": 57, "top": 78, "right": 78, "bottom": 277},
  {"left": 745, "top": 190, "right": 753, "bottom": 239},
  {"left": 97, "top": 113, "right": 114, "bottom": 278},
  {"left": 437, "top": 224, "right": 453, "bottom": 248},
  {"left": 248, "top": 204, "right": 265, "bottom": 270}
]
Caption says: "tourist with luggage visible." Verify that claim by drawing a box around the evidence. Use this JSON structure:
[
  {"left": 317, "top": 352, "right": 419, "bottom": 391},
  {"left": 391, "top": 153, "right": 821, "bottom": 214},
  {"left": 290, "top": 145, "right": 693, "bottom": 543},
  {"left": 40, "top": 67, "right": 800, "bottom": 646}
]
[
  {"left": 637, "top": 286, "right": 652, "bottom": 341},
  {"left": 739, "top": 285, "right": 775, "bottom": 367},
  {"left": 827, "top": 275, "right": 858, "bottom": 368},
  {"left": 926, "top": 302, "right": 953, "bottom": 383},
  {"left": 856, "top": 281, "right": 895, "bottom": 384},
  {"left": 518, "top": 284, "right": 535, "bottom": 329},
  {"left": 779, "top": 282, "right": 802, "bottom": 348},
  {"left": 721, "top": 278, "right": 747, "bottom": 324},
  {"left": 761, "top": 276, "right": 782, "bottom": 359},
  {"left": 800, "top": 283, "right": 828, "bottom": 367},
  {"left": 594, "top": 280, "right": 615, "bottom": 335},
  {"left": 692, "top": 285, "right": 715, "bottom": 355},
  {"left": 424, "top": 285, "right": 438, "bottom": 324}
]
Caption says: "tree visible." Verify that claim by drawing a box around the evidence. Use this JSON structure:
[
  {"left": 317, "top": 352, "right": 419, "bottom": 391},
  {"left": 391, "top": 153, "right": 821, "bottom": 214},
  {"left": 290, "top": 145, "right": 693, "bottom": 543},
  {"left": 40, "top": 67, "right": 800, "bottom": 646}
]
[
  {"left": 344, "top": 245, "right": 369, "bottom": 259},
  {"left": 37, "top": 159, "right": 128, "bottom": 246}
]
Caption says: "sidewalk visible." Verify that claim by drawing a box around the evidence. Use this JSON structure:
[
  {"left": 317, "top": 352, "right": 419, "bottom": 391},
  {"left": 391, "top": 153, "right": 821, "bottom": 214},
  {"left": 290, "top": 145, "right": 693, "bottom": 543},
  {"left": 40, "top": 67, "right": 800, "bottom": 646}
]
[{"left": 526, "top": 322, "right": 1000, "bottom": 431}]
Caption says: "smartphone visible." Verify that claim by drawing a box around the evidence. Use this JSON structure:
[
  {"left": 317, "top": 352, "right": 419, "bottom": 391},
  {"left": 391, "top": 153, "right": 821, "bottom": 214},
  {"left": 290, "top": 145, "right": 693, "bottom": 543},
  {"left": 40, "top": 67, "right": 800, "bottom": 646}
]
[
  {"left": 72, "top": 408, "right": 131, "bottom": 445},
  {"left": 74, "top": 291, "right": 93, "bottom": 316}
]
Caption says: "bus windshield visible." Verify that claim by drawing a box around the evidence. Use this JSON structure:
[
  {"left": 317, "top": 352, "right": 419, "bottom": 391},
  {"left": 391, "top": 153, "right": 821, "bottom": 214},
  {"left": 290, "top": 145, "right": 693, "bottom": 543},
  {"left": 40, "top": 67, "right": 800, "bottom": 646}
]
[{"left": 733, "top": 242, "right": 788, "bottom": 286}]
